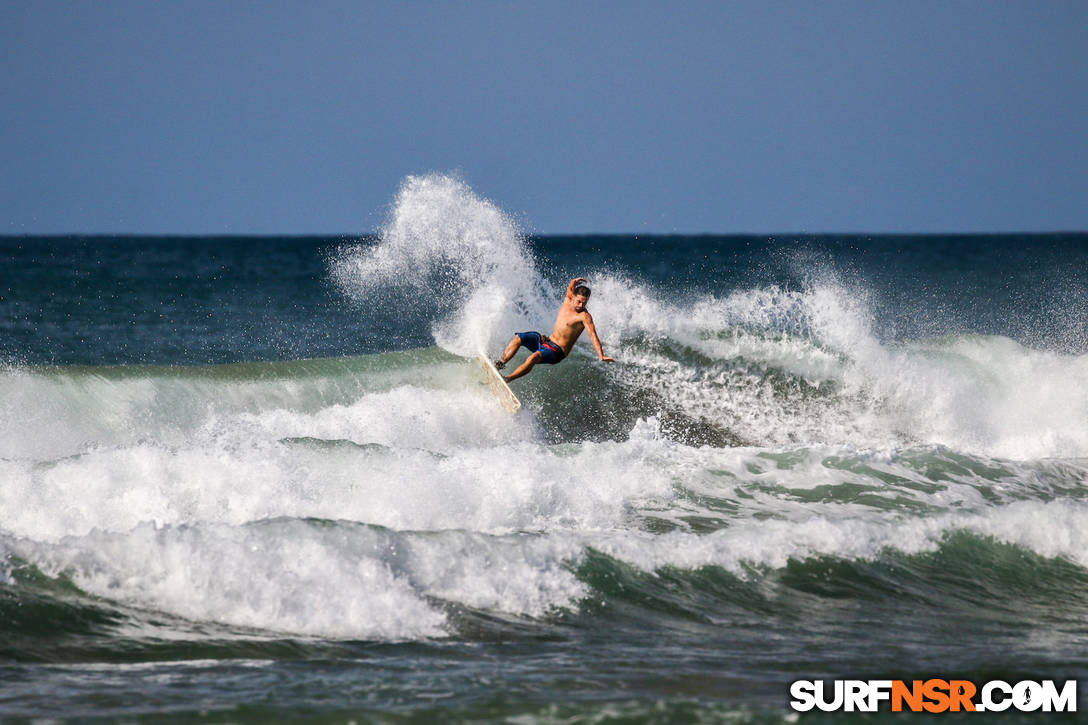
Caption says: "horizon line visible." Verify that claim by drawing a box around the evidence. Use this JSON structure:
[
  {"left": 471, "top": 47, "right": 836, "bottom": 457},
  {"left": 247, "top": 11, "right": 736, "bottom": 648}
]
[{"left": 3, "top": 230, "right": 1087, "bottom": 239}]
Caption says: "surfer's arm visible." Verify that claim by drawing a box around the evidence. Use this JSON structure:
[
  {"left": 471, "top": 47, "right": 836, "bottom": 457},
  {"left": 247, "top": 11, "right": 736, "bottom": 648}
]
[
  {"left": 583, "top": 312, "right": 615, "bottom": 363},
  {"left": 565, "top": 277, "right": 587, "bottom": 301}
]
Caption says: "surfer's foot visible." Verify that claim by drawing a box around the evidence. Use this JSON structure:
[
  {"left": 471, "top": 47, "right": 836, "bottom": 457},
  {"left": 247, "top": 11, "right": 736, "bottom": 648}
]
[{"left": 493, "top": 359, "right": 505, "bottom": 370}]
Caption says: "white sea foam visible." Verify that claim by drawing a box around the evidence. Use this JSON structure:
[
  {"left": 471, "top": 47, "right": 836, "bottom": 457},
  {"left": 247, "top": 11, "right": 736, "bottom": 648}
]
[
  {"left": 2, "top": 395, "right": 1085, "bottom": 637},
  {"left": 569, "top": 495, "right": 1088, "bottom": 580},
  {"left": 0, "top": 405, "right": 680, "bottom": 543},
  {"left": 2, "top": 519, "right": 589, "bottom": 639}
]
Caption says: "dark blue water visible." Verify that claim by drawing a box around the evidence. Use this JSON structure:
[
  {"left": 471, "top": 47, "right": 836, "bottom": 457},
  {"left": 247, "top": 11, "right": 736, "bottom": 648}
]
[{"left": 4, "top": 233, "right": 1086, "bottom": 366}]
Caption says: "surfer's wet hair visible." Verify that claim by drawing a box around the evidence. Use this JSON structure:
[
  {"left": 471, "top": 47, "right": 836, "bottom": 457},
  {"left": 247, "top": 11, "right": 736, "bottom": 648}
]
[{"left": 573, "top": 285, "right": 591, "bottom": 297}]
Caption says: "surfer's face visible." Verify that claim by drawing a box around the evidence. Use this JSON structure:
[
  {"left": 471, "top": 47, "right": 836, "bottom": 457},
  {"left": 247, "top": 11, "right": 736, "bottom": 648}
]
[{"left": 572, "top": 294, "right": 588, "bottom": 312}]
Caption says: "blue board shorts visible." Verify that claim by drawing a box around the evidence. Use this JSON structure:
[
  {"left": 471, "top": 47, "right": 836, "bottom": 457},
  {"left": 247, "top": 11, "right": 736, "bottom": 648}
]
[{"left": 518, "top": 331, "right": 566, "bottom": 365}]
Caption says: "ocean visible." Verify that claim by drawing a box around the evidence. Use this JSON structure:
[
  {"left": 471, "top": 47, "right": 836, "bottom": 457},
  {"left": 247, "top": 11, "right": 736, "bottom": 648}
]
[{"left": 2, "top": 174, "right": 1087, "bottom": 722}]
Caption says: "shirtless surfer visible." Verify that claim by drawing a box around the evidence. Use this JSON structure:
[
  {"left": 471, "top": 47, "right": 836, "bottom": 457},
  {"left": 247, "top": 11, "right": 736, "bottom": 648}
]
[{"left": 494, "top": 277, "right": 615, "bottom": 382}]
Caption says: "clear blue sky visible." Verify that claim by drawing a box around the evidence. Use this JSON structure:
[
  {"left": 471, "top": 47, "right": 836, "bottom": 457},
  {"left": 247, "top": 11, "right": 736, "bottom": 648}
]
[{"left": 2, "top": 0, "right": 1086, "bottom": 234}]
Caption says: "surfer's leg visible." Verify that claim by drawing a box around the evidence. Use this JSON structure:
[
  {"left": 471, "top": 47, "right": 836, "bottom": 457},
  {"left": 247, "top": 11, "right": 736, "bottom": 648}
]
[
  {"left": 498, "top": 334, "right": 523, "bottom": 367},
  {"left": 503, "top": 351, "right": 541, "bottom": 382}
]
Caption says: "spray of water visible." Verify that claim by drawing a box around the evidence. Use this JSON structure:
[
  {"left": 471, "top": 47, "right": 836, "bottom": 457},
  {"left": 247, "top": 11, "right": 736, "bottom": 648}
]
[{"left": 331, "top": 174, "right": 551, "bottom": 355}]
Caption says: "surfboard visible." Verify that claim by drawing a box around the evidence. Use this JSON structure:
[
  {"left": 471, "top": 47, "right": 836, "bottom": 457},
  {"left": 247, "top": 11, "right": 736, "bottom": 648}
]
[{"left": 476, "top": 353, "right": 520, "bottom": 413}]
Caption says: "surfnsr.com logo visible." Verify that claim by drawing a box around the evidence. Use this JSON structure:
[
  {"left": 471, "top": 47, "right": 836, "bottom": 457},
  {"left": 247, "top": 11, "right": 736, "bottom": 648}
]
[{"left": 789, "top": 679, "right": 1077, "bottom": 713}]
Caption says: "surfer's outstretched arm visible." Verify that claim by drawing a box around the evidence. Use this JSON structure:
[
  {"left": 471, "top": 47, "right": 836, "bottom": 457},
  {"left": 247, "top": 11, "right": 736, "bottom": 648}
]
[{"left": 583, "top": 312, "right": 615, "bottom": 363}]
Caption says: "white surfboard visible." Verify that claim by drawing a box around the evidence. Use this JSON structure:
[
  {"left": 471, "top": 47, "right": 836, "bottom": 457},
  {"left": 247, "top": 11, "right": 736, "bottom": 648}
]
[{"left": 476, "top": 353, "right": 520, "bottom": 413}]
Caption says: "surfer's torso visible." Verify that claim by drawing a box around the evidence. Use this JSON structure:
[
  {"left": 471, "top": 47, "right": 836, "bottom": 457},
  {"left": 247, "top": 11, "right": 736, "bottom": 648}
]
[{"left": 548, "top": 303, "right": 588, "bottom": 355}]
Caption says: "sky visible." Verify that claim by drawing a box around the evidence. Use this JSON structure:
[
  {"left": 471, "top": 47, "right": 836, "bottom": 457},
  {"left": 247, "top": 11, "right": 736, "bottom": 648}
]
[{"left": 2, "top": 0, "right": 1086, "bottom": 235}]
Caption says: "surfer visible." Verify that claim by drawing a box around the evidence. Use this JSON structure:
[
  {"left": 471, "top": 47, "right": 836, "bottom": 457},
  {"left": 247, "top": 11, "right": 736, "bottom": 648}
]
[{"left": 494, "top": 277, "right": 615, "bottom": 382}]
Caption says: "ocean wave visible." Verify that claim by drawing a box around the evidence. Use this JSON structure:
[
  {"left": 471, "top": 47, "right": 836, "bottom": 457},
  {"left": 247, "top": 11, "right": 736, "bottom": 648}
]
[
  {"left": 5, "top": 498, "right": 1088, "bottom": 644},
  {"left": 323, "top": 175, "right": 1088, "bottom": 459},
  {"left": 4, "top": 175, "right": 1088, "bottom": 651},
  {"left": 591, "top": 279, "right": 1088, "bottom": 459}
]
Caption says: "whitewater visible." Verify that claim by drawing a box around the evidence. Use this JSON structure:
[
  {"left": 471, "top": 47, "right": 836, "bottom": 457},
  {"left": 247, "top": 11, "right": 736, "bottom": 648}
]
[{"left": 2, "top": 174, "right": 1087, "bottom": 721}]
